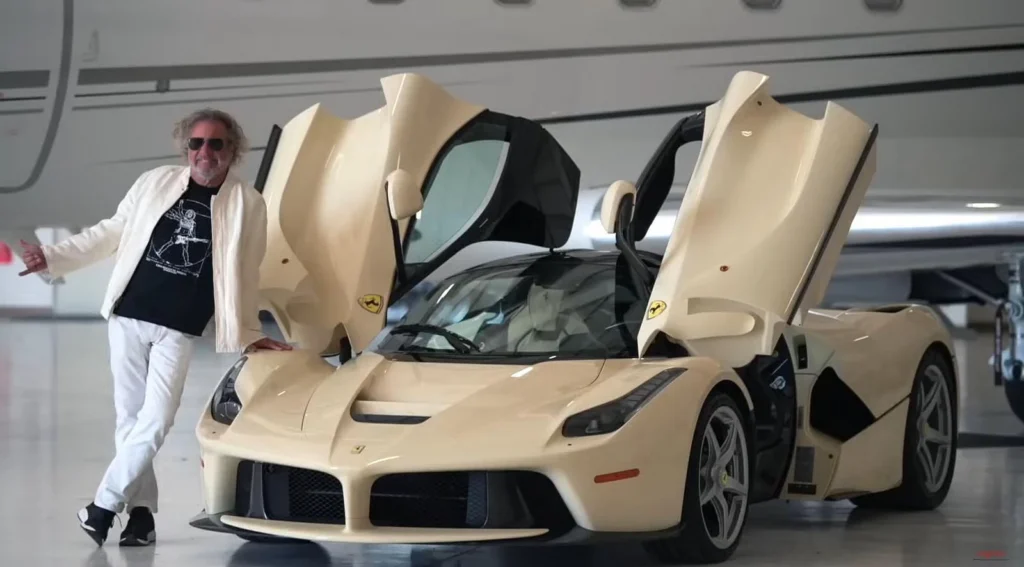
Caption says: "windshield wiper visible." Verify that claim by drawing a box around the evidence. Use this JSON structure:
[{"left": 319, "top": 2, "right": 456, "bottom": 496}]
[{"left": 388, "top": 323, "right": 481, "bottom": 355}]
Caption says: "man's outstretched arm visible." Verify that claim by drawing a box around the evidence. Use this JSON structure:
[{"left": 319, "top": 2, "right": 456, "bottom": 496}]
[{"left": 23, "top": 172, "right": 148, "bottom": 278}]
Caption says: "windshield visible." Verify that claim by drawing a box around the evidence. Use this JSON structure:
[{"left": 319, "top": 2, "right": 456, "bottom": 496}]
[{"left": 370, "top": 252, "right": 650, "bottom": 362}]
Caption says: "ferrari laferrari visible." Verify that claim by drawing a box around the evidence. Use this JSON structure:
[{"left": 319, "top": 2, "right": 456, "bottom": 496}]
[{"left": 190, "top": 71, "right": 959, "bottom": 564}]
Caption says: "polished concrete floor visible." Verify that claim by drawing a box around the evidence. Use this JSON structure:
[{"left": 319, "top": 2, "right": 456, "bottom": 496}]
[{"left": 0, "top": 319, "right": 1022, "bottom": 566}]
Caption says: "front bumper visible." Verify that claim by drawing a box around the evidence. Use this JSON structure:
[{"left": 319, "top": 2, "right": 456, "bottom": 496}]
[
  {"left": 193, "top": 435, "right": 688, "bottom": 544},
  {"left": 194, "top": 375, "right": 695, "bottom": 544},
  {"left": 196, "top": 456, "right": 678, "bottom": 544}
]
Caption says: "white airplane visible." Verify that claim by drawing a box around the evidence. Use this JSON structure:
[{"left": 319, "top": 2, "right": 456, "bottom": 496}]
[{"left": 2, "top": 0, "right": 1024, "bottom": 418}]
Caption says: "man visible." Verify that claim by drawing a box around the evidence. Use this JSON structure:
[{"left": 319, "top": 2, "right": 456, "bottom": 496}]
[{"left": 18, "top": 108, "right": 291, "bottom": 547}]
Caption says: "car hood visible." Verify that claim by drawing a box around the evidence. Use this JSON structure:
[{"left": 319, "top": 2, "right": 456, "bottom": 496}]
[{"left": 270, "top": 352, "right": 615, "bottom": 468}]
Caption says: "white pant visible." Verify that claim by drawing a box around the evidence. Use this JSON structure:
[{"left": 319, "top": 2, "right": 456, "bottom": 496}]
[{"left": 94, "top": 315, "right": 195, "bottom": 514}]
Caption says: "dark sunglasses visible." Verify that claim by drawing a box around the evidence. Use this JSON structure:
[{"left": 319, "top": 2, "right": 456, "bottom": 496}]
[{"left": 187, "top": 137, "right": 225, "bottom": 151}]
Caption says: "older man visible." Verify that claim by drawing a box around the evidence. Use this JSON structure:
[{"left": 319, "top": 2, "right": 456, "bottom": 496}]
[{"left": 19, "top": 108, "right": 291, "bottom": 547}]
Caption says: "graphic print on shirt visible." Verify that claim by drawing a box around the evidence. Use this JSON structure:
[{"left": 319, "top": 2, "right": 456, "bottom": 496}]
[{"left": 145, "top": 199, "right": 212, "bottom": 277}]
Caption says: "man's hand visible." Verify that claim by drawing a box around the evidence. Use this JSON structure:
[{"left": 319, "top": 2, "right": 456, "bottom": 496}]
[
  {"left": 245, "top": 337, "right": 293, "bottom": 352},
  {"left": 18, "top": 239, "right": 47, "bottom": 276}
]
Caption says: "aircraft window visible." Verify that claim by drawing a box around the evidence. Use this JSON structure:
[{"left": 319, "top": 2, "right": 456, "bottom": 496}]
[
  {"left": 741, "top": 0, "right": 781, "bottom": 9},
  {"left": 864, "top": 0, "right": 902, "bottom": 11},
  {"left": 404, "top": 131, "right": 510, "bottom": 265},
  {"left": 619, "top": 0, "right": 657, "bottom": 7}
]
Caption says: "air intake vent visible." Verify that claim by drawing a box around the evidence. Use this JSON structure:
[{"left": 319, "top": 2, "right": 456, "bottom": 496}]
[{"left": 233, "top": 461, "right": 345, "bottom": 524}]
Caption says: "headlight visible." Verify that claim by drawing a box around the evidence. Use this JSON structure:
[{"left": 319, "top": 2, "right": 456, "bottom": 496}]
[
  {"left": 561, "top": 367, "right": 685, "bottom": 437},
  {"left": 210, "top": 356, "right": 247, "bottom": 425}
]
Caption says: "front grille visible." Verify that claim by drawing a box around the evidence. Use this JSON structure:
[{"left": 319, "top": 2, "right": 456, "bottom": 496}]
[
  {"left": 370, "top": 472, "right": 474, "bottom": 528},
  {"left": 369, "top": 471, "right": 575, "bottom": 534},
  {"left": 233, "top": 462, "right": 575, "bottom": 534},
  {"left": 233, "top": 460, "right": 345, "bottom": 524}
]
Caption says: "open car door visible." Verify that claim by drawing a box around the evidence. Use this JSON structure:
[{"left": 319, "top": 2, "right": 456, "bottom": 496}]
[
  {"left": 634, "top": 71, "right": 879, "bottom": 367},
  {"left": 254, "top": 73, "right": 580, "bottom": 355}
]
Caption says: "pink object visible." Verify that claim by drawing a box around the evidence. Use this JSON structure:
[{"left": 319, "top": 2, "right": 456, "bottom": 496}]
[{"left": 0, "top": 242, "right": 12, "bottom": 265}]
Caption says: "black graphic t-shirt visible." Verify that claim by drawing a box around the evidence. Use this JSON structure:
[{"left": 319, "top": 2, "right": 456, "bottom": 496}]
[{"left": 114, "top": 177, "right": 221, "bottom": 336}]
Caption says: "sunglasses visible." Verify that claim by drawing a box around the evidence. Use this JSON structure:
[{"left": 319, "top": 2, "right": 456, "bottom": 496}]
[{"left": 187, "top": 137, "right": 226, "bottom": 151}]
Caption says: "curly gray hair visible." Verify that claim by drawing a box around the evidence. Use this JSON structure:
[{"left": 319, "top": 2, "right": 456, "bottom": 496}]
[{"left": 172, "top": 108, "right": 250, "bottom": 166}]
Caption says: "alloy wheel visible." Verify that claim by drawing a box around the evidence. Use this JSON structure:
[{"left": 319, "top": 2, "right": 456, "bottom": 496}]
[
  {"left": 916, "top": 364, "right": 954, "bottom": 493},
  {"left": 697, "top": 405, "right": 749, "bottom": 550}
]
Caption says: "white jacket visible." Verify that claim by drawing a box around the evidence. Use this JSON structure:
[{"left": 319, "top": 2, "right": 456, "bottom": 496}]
[{"left": 41, "top": 165, "right": 267, "bottom": 353}]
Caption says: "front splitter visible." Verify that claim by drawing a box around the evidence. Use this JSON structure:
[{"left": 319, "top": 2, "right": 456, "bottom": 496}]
[{"left": 189, "top": 510, "right": 683, "bottom": 547}]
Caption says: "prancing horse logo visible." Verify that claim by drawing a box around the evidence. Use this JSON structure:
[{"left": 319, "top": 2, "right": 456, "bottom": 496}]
[
  {"left": 358, "top": 294, "right": 383, "bottom": 314},
  {"left": 647, "top": 300, "right": 667, "bottom": 320}
]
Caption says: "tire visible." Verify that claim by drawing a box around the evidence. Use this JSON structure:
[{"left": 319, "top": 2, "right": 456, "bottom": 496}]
[
  {"left": 644, "top": 390, "right": 752, "bottom": 564},
  {"left": 851, "top": 347, "right": 958, "bottom": 510},
  {"left": 1004, "top": 379, "right": 1024, "bottom": 427}
]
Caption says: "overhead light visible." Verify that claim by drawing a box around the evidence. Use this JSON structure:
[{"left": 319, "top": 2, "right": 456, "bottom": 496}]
[{"left": 966, "top": 202, "right": 1001, "bottom": 209}]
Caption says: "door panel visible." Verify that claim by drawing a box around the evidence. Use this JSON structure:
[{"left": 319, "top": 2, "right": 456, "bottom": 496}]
[
  {"left": 637, "top": 71, "right": 878, "bottom": 366},
  {"left": 257, "top": 74, "right": 487, "bottom": 354},
  {"left": 256, "top": 73, "right": 581, "bottom": 355}
]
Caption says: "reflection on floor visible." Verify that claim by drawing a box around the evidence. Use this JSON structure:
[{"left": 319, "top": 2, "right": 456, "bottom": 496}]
[{"left": 0, "top": 320, "right": 1021, "bottom": 567}]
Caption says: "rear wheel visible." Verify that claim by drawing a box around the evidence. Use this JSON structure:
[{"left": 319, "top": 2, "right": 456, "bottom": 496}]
[
  {"left": 851, "top": 348, "right": 957, "bottom": 509},
  {"left": 1005, "top": 379, "right": 1024, "bottom": 427},
  {"left": 644, "top": 390, "right": 752, "bottom": 564}
]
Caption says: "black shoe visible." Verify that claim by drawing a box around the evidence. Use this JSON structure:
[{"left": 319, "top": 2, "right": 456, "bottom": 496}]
[
  {"left": 78, "top": 503, "right": 116, "bottom": 546},
  {"left": 119, "top": 507, "right": 156, "bottom": 547}
]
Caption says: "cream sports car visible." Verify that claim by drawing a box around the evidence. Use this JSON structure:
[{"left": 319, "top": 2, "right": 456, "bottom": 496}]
[{"left": 190, "top": 71, "right": 959, "bottom": 564}]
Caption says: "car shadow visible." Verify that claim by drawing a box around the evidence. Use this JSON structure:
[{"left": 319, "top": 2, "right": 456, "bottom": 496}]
[{"left": 226, "top": 541, "right": 332, "bottom": 567}]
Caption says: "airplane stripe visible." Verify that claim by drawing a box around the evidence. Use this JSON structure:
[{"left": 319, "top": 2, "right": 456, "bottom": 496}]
[
  {"left": 847, "top": 235, "right": 1024, "bottom": 250},
  {"left": 537, "top": 70, "right": 1024, "bottom": 124},
  {"left": 696, "top": 41, "right": 1024, "bottom": 67},
  {"left": 74, "top": 22, "right": 1024, "bottom": 86},
  {"left": 0, "top": 109, "right": 44, "bottom": 116},
  {"left": 3, "top": 23, "right": 1020, "bottom": 92},
  {"left": 88, "top": 69, "right": 1024, "bottom": 162},
  {"left": 0, "top": 70, "right": 49, "bottom": 90},
  {"left": 100, "top": 146, "right": 268, "bottom": 165},
  {"left": 70, "top": 86, "right": 381, "bottom": 111}
]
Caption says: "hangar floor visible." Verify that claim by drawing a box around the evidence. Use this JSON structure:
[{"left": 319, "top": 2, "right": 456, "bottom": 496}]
[{"left": 0, "top": 319, "right": 1022, "bottom": 567}]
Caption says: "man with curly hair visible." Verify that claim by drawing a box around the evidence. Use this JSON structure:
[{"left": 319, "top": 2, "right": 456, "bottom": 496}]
[{"left": 18, "top": 108, "right": 292, "bottom": 547}]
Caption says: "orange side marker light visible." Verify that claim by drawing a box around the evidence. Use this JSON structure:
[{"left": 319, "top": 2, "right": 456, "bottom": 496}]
[{"left": 594, "top": 468, "right": 640, "bottom": 484}]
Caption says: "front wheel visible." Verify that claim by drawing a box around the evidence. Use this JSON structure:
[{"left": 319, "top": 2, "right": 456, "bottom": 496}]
[{"left": 644, "top": 390, "right": 752, "bottom": 564}]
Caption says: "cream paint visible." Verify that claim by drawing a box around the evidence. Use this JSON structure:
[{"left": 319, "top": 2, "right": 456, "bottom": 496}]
[
  {"left": 256, "top": 75, "right": 486, "bottom": 356},
  {"left": 637, "top": 71, "right": 877, "bottom": 366},
  {"left": 193, "top": 72, "right": 959, "bottom": 551}
]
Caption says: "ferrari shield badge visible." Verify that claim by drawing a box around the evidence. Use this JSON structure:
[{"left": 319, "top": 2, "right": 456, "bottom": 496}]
[
  {"left": 647, "top": 300, "right": 667, "bottom": 320},
  {"left": 358, "top": 294, "right": 383, "bottom": 314}
]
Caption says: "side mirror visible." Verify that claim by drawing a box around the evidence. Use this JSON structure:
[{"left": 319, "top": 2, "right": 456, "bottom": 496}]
[
  {"left": 601, "top": 180, "right": 638, "bottom": 233},
  {"left": 386, "top": 169, "right": 422, "bottom": 221},
  {"left": 384, "top": 169, "right": 421, "bottom": 289}
]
